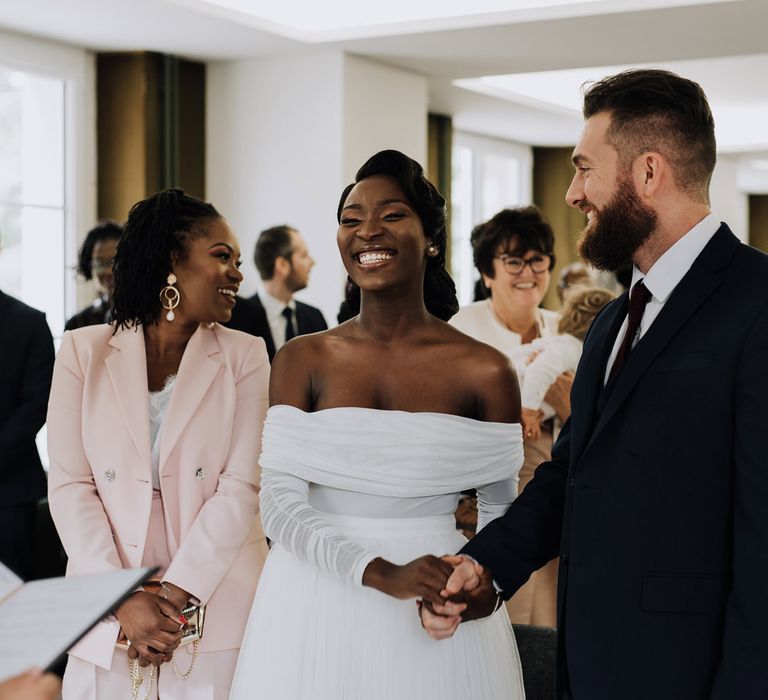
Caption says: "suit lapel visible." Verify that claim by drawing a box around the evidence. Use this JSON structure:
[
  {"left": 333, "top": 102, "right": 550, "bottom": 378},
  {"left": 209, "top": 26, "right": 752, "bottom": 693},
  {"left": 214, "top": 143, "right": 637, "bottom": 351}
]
[
  {"left": 569, "top": 294, "right": 627, "bottom": 463},
  {"left": 159, "top": 325, "right": 223, "bottom": 468},
  {"left": 251, "top": 294, "right": 276, "bottom": 360},
  {"left": 295, "top": 303, "right": 306, "bottom": 335},
  {"left": 105, "top": 327, "right": 152, "bottom": 471},
  {"left": 585, "top": 225, "right": 738, "bottom": 451}
]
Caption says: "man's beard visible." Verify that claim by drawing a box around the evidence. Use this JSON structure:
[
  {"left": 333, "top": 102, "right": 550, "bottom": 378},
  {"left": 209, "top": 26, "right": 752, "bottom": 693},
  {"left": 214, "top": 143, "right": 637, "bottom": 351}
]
[
  {"left": 576, "top": 177, "right": 657, "bottom": 271},
  {"left": 285, "top": 267, "right": 307, "bottom": 293}
]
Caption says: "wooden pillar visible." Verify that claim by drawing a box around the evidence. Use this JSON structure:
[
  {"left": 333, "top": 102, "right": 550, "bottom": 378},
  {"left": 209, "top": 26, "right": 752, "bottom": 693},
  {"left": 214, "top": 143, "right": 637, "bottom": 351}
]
[
  {"left": 532, "top": 146, "right": 585, "bottom": 310},
  {"left": 97, "top": 52, "right": 205, "bottom": 222},
  {"left": 427, "top": 113, "right": 453, "bottom": 272},
  {"left": 749, "top": 194, "right": 768, "bottom": 253}
]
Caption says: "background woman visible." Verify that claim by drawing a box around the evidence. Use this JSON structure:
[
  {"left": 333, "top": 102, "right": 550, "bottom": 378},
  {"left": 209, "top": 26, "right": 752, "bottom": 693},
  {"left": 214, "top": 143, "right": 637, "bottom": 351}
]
[
  {"left": 230, "top": 150, "right": 525, "bottom": 699},
  {"left": 65, "top": 221, "right": 122, "bottom": 330},
  {"left": 47, "top": 189, "right": 269, "bottom": 699},
  {"left": 451, "top": 206, "right": 570, "bottom": 628}
]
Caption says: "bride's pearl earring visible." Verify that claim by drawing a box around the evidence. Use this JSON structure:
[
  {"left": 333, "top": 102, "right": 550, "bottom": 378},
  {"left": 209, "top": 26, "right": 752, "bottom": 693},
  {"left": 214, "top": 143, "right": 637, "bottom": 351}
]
[{"left": 426, "top": 243, "right": 439, "bottom": 257}]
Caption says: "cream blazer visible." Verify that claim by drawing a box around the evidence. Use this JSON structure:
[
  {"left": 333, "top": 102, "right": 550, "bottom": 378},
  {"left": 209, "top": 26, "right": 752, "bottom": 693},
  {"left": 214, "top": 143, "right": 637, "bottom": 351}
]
[{"left": 47, "top": 323, "right": 269, "bottom": 669}]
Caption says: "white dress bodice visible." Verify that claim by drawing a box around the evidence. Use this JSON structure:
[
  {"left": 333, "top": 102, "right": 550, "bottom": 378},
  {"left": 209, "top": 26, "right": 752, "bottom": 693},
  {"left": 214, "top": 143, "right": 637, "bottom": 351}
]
[{"left": 258, "top": 405, "right": 524, "bottom": 586}]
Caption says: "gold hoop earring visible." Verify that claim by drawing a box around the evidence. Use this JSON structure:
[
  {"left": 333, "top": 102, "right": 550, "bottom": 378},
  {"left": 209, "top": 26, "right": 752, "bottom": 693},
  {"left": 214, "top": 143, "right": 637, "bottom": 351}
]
[
  {"left": 160, "top": 273, "right": 180, "bottom": 322},
  {"left": 427, "top": 243, "right": 439, "bottom": 257}
]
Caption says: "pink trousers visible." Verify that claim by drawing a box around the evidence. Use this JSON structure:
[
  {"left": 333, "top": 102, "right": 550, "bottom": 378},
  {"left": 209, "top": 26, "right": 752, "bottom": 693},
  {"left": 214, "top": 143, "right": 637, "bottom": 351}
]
[{"left": 63, "top": 493, "right": 241, "bottom": 699}]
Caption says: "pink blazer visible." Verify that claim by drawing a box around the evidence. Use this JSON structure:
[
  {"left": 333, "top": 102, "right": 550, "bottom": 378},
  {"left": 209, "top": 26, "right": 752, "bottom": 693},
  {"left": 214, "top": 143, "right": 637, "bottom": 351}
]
[{"left": 47, "top": 323, "right": 269, "bottom": 669}]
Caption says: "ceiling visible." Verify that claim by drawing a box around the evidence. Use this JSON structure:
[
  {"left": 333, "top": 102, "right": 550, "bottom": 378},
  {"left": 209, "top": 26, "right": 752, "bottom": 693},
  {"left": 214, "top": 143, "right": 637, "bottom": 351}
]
[{"left": 1, "top": 0, "right": 766, "bottom": 163}]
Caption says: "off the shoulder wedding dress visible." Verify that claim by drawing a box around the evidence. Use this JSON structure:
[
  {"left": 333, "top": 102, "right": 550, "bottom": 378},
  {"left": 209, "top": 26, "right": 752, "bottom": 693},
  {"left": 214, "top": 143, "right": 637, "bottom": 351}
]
[{"left": 229, "top": 405, "right": 526, "bottom": 699}]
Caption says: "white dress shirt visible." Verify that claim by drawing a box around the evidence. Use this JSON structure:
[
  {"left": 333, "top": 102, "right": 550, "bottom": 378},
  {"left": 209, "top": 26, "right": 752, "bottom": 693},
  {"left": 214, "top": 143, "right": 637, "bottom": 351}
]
[
  {"left": 604, "top": 213, "right": 721, "bottom": 383},
  {"left": 261, "top": 291, "right": 297, "bottom": 352}
]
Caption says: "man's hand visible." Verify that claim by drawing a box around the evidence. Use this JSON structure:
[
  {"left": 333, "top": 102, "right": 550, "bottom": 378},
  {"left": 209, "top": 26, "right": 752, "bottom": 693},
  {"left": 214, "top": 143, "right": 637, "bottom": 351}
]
[
  {"left": 544, "top": 371, "right": 574, "bottom": 422},
  {"left": 440, "top": 555, "right": 482, "bottom": 597},
  {"left": 419, "top": 556, "right": 499, "bottom": 639},
  {"left": 0, "top": 669, "right": 61, "bottom": 700}
]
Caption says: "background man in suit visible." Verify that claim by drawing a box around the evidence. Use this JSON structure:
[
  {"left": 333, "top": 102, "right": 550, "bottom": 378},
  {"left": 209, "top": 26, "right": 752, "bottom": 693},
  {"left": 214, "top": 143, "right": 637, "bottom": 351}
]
[
  {"left": 422, "top": 69, "right": 768, "bottom": 699},
  {"left": 226, "top": 225, "right": 327, "bottom": 360},
  {"left": 0, "top": 288, "right": 54, "bottom": 580}
]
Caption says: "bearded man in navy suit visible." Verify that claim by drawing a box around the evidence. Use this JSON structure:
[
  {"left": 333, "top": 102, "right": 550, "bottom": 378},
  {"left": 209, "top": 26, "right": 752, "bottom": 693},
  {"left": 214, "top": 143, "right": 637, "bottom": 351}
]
[{"left": 422, "top": 69, "right": 768, "bottom": 699}]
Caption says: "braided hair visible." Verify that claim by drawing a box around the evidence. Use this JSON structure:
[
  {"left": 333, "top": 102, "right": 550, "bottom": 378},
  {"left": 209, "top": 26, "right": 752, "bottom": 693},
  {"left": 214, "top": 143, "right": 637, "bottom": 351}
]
[
  {"left": 111, "top": 188, "right": 220, "bottom": 330},
  {"left": 336, "top": 150, "right": 458, "bottom": 322}
]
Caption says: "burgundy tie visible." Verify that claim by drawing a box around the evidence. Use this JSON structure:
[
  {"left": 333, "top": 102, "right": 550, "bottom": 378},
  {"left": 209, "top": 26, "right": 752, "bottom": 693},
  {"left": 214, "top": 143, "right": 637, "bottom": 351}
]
[{"left": 608, "top": 280, "right": 651, "bottom": 382}]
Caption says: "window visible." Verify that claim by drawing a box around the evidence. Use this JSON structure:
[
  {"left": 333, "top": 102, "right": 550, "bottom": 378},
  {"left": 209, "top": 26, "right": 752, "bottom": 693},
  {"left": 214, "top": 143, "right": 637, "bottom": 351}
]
[
  {"left": 0, "top": 67, "right": 67, "bottom": 338},
  {"left": 451, "top": 131, "right": 532, "bottom": 305}
]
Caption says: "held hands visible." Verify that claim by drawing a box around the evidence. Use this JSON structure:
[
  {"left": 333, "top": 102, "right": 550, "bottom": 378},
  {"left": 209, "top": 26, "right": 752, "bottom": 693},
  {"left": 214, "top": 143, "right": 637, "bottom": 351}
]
[
  {"left": 362, "top": 553, "right": 499, "bottom": 641},
  {"left": 362, "top": 555, "right": 456, "bottom": 605},
  {"left": 116, "top": 591, "right": 184, "bottom": 667},
  {"left": 419, "top": 555, "right": 499, "bottom": 640}
]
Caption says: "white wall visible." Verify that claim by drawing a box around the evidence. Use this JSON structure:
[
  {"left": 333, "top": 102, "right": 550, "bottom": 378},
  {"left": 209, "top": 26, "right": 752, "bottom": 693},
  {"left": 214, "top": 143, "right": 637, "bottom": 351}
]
[
  {"left": 342, "top": 55, "right": 427, "bottom": 181},
  {"left": 207, "top": 51, "right": 347, "bottom": 322},
  {"left": 206, "top": 51, "right": 429, "bottom": 324},
  {"left": 710, "top": 153, "right": 748, "bottom": 242}
]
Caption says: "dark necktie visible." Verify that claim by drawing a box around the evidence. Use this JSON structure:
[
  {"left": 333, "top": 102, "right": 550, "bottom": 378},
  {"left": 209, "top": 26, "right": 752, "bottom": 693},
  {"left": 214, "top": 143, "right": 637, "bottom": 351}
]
[
  {"left": 282, "top": 306, "right": 296, "bottom": 342},
  {"left": 608, "top": 280, "right": 651, "bottom": 382}
]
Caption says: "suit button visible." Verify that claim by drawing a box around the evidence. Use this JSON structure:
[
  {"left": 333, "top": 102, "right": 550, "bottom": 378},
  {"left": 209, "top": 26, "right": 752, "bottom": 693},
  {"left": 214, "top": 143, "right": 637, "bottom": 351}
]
[
  {"left": 569, "top": 478, "right": 575, "bottom": 487},
  {"left": 105, "top": 469, "right": 116, "bottom": 482},
  {"left": 561, "top": 554, "right": 569, "bottom": 564}
]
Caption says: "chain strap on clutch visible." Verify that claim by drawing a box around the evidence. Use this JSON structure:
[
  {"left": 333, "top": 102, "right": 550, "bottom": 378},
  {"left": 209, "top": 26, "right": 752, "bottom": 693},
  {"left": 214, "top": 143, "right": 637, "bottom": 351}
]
[
  {"left": 172, "top": 639, "right": 199, "bottom": 679},
  {"left": 129, "top": 657, "right": 156, "bottom": 700},
  {"left": 120, "top": 582, "right": 206, "bottom": 690}
]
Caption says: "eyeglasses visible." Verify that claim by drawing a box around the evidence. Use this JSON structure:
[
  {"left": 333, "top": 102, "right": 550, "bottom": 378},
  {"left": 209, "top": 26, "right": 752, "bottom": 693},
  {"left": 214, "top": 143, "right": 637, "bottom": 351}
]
[{"left": 494, "top": 253, "right": 551, "bottom": 275}]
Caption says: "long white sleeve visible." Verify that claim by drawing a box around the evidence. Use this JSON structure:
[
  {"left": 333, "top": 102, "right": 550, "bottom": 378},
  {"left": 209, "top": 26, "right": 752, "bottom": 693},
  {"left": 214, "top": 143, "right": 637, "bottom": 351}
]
[
  {"left": 259, "top": 468, "right": 378, "bottom": 586},
  {"left": 520, "top": 335, "right": 583, "bottom": 411},
  {"left": 476, "top": 476, "right": 518, "bottom": 532}
]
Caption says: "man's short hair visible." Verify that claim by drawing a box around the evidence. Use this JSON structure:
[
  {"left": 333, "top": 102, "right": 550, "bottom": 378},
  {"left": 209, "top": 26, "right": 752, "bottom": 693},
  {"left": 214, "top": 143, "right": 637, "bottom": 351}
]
[
  {"left": 583, "top": 69, "right": 716, "bottom": 203},
  {"left": 254, "top": 225, "right": 296, "bottom": 280}
]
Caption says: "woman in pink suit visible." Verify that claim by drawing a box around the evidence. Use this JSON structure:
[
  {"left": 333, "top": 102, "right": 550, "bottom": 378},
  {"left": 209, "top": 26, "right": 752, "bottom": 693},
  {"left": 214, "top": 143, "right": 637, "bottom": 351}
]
[{"left": 47, "top": 189, "right": 270, "bottom": 699}]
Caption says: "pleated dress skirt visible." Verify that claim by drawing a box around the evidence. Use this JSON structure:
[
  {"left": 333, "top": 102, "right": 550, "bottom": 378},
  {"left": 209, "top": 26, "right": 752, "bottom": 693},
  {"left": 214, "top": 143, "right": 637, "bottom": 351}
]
[{"left": 229, "top": 513, "right": 525, "bottom": 700}]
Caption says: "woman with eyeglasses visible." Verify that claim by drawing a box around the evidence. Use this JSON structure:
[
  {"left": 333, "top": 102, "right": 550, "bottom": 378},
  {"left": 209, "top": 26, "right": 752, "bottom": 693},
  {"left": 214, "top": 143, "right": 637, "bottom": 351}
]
[{"left": 451, "top": 205, "right": 567, "bottom": 628}]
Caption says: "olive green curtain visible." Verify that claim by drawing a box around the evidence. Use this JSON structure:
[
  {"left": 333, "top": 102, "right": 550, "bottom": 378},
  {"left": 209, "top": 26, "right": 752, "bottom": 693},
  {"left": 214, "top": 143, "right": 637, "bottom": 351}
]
[
  {"left": 749, "top": 194, "right": 768, "bottom": 253},
  {"left": 532, "top": 146, "right": 586, "bottom": 310},
  {"left": 97, "top": 52, "right": 205, "bottom": 221},
  {"left": 427, "top": 113, "right": 453, "bottom": 274}
]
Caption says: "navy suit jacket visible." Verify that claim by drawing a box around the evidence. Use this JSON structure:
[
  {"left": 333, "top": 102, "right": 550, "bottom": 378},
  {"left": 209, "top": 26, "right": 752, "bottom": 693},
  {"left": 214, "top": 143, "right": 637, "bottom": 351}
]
[
  {"left": 224, "top": 293, "right": 327, "bottom": 361},
  {"left": 463, "top": 225, "right": 768, "bottom": 699},
  {"left": 0, "top": 291, "right": 54, "bottom": 506}
]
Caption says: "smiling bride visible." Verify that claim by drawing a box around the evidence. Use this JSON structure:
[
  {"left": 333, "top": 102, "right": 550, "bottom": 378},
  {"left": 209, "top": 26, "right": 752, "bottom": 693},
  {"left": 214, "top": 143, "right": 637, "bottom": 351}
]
[{"left": 229, "top": 151, "right": 526, "bottom": 700}]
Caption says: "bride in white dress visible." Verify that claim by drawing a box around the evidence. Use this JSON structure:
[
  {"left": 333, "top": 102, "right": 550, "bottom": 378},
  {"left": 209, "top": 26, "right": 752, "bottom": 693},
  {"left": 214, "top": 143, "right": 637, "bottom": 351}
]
[{"left": 230, "top": 150, "right": 526, "bottom": 700}]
